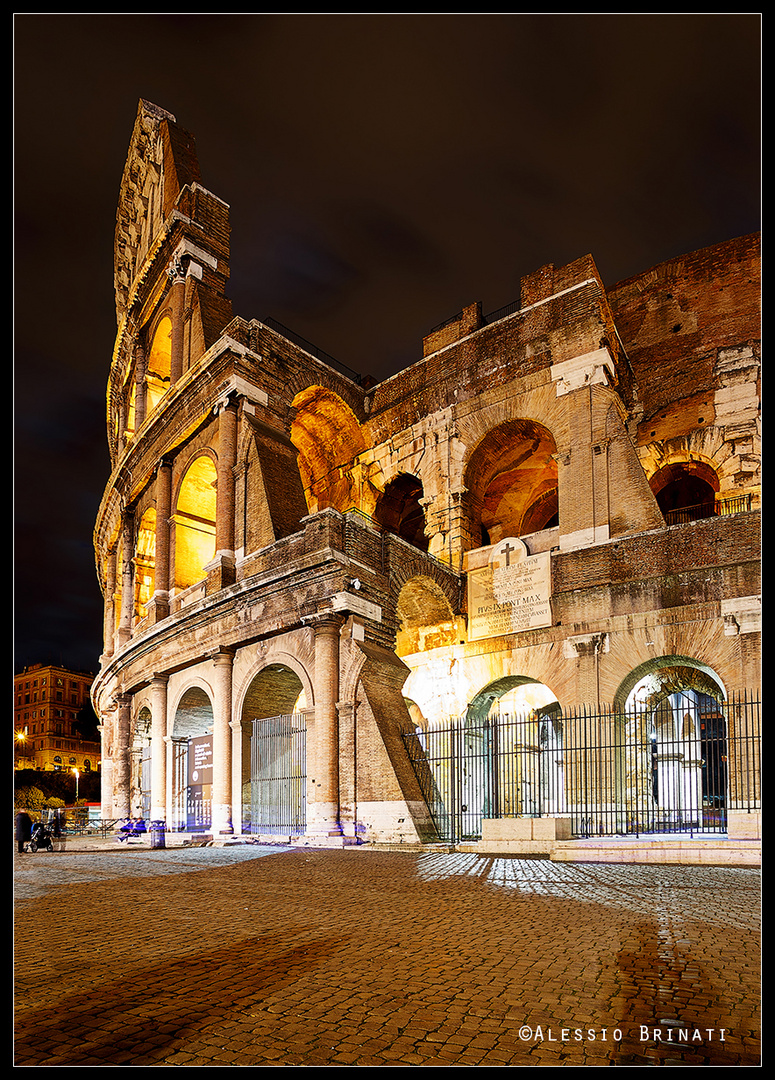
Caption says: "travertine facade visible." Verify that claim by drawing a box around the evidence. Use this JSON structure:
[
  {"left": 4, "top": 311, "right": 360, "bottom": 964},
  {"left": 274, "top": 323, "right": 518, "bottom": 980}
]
[{"left": 92, "top": 102, "right": 760, "bottom": 845}]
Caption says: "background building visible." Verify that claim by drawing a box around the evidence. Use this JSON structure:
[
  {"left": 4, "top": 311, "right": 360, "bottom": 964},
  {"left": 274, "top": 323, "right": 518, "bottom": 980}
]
[
  {"left": 14, "top": 663, "right": 101, "bottom": 774},
  {"left": 91, "top": 101, "right": 760, "bottom": 846}
]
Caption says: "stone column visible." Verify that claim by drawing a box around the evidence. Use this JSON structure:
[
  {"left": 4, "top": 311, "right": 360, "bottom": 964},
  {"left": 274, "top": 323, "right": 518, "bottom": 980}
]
[
  {"left": 117, "top": 511, "right": 135, "bottom": 648},
  {"left": 230, "top": 714, "right": 244, "bottom": 836},
  {"left": 211, "top": 649, "right": 235, "bottom": 835},
  {"left": 148, "top": 458, "right": 172, "bottom": 623},
  {"left": 307, "top": 615, "right": 345, "bottom": 841},
  {"left": 563, "top": 632, "right": 608, "bottom": 709},
  {"left": 113, "top": 694, "right": 132, "bottom": 819},
  {"left": 336, "top": 700, "right": 357, "bottom": 839},
  {"left": 150, "top": 676, "right": 168, "bottom": 822},
  {"left": 207, "top": 398, "right": 238, "bottom": 593},
  {"left": 102, "top": 549, "right": 117, "bottom": 658},
  {"left": 167, "top": 256, "right": 186, "bottom": 386},
  {"left": 134, "top": 340, "right": 147, "bottom": 430},
  {"left": 216, "top": 399, "right": 238, "bottom": 557},
  {"left": 99, "top": 712, "right": 114, "bottom": 819}
]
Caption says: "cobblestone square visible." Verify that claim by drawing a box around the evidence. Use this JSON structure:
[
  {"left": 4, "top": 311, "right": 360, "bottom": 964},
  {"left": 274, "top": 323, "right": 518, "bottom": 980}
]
[{"left": 14, "top": 846, "right": 761, "bottom": 1066}]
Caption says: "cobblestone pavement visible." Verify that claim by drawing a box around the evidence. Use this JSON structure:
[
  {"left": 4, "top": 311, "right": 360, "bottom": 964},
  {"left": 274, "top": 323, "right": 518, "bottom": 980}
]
[{"left": 14, "top": 845, "right": 760, "bottom": 1067}]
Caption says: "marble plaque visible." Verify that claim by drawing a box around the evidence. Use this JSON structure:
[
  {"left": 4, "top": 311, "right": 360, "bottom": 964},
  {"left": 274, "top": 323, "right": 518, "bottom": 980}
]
[{"left": 468, "top": 537, "right": 552, "bottom": 640}]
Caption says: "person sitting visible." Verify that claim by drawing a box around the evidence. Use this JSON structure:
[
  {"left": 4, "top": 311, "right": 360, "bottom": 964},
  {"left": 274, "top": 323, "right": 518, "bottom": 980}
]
[{"left": 116, "top": 818, "right": 134, "bottom": 841}]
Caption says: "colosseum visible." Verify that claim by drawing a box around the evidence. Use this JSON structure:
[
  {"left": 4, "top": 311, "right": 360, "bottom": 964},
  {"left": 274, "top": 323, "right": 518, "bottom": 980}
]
[{"left": 91, "top": 100, "right": 760, "bottom": 856}]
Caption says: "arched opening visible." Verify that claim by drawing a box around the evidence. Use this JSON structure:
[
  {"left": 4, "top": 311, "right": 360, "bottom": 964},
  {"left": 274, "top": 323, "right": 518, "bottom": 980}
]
[
  {"left": 291, "top": 386, "right": 372, "bottom": 515},
  {"left": 171, "top": 687, "right": 215, "bottom": 832},
  {"left": 174, "top": 455, "right": 217, "bottom": 591},
  {"left": 467, "top": 677, "right": 563, "bottom": 823},
  {"left": 395, "top": 576, "right": 457, "bottom": 657},
  {"left": 619, "top": 659, "right": 727, "bottom": 833},
  {"left": 465, "top": 419, "right": 558, "bottom": 547},
  {"left": 374, "top": 474, "right": 428, "bottom": 551},
  {"left": 131, "top": 707, "right": 152, "bottom": 819},
  {"left": 404, "top": 674, "right": 562, "bottom": 842},
  {"left": 239, "top": 664, "right": 308, "bottom": 836},
  {"left": 133, "top": 508, "right": 156, "bottom": 622},
  {"left": 611, "top": 659, "right": 725, "bottom": 833},
  {"left": 650, "top": 460, "right": 719, "bottom": 524},
  {"left": 146, "top": 316, "right": 172, "bottom": 416}
]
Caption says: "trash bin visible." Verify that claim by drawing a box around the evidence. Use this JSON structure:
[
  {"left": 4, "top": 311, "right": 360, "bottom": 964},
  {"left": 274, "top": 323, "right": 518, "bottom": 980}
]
[{"left": 150, "top": 821, "right": 166, "bottom": 850}]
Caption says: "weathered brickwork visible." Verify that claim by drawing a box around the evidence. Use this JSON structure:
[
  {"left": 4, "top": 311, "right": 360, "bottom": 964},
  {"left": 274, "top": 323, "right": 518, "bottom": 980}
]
[{"left": 92, "top": 102, "right": 760, "bottom": 847}]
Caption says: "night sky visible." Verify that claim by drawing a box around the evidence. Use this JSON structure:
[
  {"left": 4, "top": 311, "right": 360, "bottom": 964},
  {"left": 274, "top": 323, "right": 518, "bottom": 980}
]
[{"left": 13, "top": 13, "right": 761, "bottom": 676}]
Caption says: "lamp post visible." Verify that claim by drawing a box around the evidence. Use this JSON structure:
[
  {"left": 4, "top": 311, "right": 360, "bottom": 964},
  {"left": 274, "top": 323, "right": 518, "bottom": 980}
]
[
  {"left": 14, "top": 731, "right": 27, "bottom": 768},
  {"left": 72, "top": 767, "right": 80, "bottom": 803}
]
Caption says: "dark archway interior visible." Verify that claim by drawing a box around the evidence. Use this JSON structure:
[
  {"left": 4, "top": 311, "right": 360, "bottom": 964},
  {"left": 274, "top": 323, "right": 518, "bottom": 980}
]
[
  {"left": 374, "top": 474, "right": 428, "bottom": 551},
  {"left": 650, "top": 461, "right": 719, "bottom": 521}
]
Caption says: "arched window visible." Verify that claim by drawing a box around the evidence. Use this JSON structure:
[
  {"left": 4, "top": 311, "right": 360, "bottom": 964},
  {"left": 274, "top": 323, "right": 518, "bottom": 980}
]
[
  {"left": 134, "top": 508, "right": 157, "bottom": 619},
  {"left": 465, "top": 419, "right": 558, "bottom": 547},
  {"left": 146, "top": 316, "right": 172, "bottom": 416},
  {"left": 174, "top": 456, "right": 217, "bottom": 591}
]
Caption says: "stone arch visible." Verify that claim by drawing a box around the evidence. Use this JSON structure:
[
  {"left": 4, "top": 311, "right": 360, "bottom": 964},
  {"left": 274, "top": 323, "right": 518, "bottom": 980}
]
[
  {"left": 458, "top": 675, "right": 564, "bottom": 820},
  {"left": 133, "top": 507, "right": 156, "bottom": 621},
  {"left": 464, "top": 418, "right": 559, "bottom": 547},
  {"left": 614, "top": 655, "right": 726, "bottom": 712},
  {"left": 291, "top": 386, "right": 374, "bottom": 515},
  {"left": 173, "top": 452, "right": 218, "bottom": 591},
  {"left": 238, "top": 660, "right": 311, "bottom": 836},
  {"left": 614, "top": 656, "right": 728, "bottom": 832},
  {"left": 131, "top": 705, "right": 152, "bottom": 818},
  {"left": 122, "top": 366, "right": 136, "bottom": 442},
  {"left": 395, "top": 575, "right": 458, "bottom": 656},
  {"left": 637, "top": 422, "right": 758, "bottom": 508},
  {"left": 467, "top": 674, "right": 561, "bottom": 724},
  {"left": 649, "top": 459, "right": 720, "bottom": 523},
  {"left": 145, "top": 313, "right": 172, "bottom": 416},
  {"left": 171, "top": 683, "right": 215, "bottom": 738},
  {"left": 171, "top": 683, "right": 215, "bottom": 832},
  {"left": 374, "top": 473, "right": 428, "bottom": 552}
]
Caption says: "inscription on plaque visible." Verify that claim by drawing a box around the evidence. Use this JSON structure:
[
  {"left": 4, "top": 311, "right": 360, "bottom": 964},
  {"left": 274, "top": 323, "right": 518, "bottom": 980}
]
[{"left": 468, "top": 537, "right": 552, "bottom": 640}]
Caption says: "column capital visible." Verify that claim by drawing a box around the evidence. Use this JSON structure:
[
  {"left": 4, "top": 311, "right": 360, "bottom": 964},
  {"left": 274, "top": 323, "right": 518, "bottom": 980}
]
[
  {"left": 167, "top": 254, "right": 187, "bottom": 285},
  {"left": 301, "top": 609, "right": 346, "bottom": 635},
  {"left": 211, "top": 646, "right": 236, "bottom": 666}
]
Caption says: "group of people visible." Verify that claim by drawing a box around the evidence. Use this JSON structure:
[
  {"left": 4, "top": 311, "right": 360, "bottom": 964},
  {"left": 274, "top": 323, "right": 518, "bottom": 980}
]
[
  {"left": 116, "top": 817, "right": 147, "bottom": 842},
  {"left": 15, "top": 809, "right": 62, "bottom": 853}
]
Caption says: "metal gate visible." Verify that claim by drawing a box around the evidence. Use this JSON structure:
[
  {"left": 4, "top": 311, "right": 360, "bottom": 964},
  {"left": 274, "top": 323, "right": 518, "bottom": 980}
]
[
  {"left": 403, "top": 691, "right": 760, "bottom": 843},
  {"left": 250, "top": 713, "right": 306, "bottom": 836}
]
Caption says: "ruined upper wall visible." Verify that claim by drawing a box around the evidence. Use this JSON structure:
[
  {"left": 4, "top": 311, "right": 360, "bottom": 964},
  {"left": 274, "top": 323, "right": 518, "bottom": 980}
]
[
  {"left": 607, "top": 233, "right": 761, "bottom": 423},
  {"left": 367, "top": 252, "right": 622, "bottom": 433},
  {"left": 113, "top": 101, "right": 229, "bottom": 329}
]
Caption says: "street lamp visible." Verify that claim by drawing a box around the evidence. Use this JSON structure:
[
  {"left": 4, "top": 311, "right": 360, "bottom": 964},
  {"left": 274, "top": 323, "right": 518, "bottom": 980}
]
[
  {"left": 14, "top": 731, "right": 27, "bottom": 767},
  {"left": 72, "top": 767, "right": 80, "bottom": 802}
]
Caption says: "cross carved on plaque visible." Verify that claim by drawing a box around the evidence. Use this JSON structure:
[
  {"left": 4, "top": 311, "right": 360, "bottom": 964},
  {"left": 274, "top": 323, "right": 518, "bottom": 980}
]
[{"left": 499, "top": 541, "right": 516, "bottom": 566}]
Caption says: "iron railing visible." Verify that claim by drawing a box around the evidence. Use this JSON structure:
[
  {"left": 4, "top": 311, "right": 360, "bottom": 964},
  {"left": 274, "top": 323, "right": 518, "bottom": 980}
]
[
  {"left": 402, "top": 691, "right": 760, "bottom": 843},
  {"left": 664, "top": 493, "right": 753, "bottom": 525},
  {"left": 248, "top": 713, "right": 306, "bottom": 836}
]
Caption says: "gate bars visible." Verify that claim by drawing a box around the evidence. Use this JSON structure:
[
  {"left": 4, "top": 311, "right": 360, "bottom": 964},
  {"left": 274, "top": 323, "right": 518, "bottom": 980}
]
[
  {"left": 249, "top": 713, "right": 307, "bottom": 836},
  {"left": 402, "top": 690, "right": 760, "bottom": 844}
]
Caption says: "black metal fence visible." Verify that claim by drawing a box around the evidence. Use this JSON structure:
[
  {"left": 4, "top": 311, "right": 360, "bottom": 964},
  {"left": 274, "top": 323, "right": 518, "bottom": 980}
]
[
  {"left": 248, "top": 713, "right": 307, "bottom": 836},
  {"left": 664, "top": 493, "right": 753, "bottom": 525},
  {"left": 402, "top": 691, "right": 760, "bottom": 843}
]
